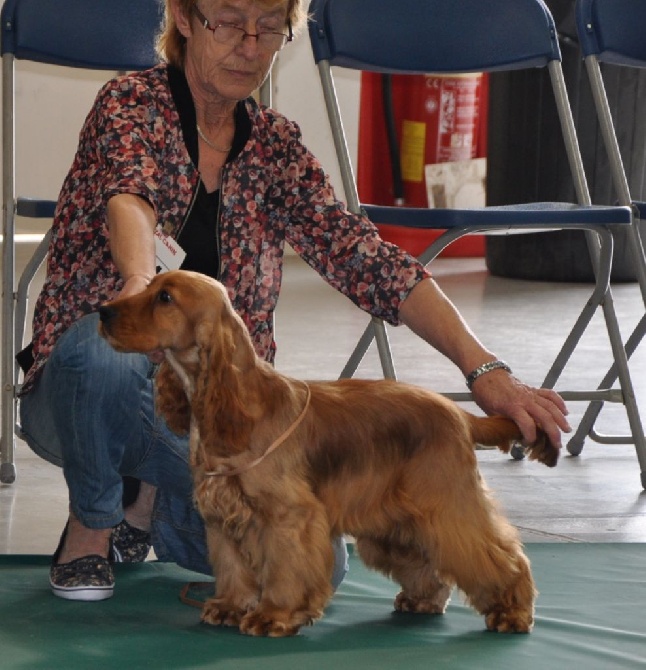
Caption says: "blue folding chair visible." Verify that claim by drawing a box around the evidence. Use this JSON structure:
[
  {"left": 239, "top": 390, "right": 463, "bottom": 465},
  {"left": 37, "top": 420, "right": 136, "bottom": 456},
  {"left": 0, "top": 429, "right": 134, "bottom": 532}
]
[
  {"left": 566, "top": 0, "right": 646, "bottom": 457},
  {"left": 0, "top": 0, "right": 162, "bottom": 483},
  {"left": 308, "top": 0, "right": 646, "bottom": 486}
]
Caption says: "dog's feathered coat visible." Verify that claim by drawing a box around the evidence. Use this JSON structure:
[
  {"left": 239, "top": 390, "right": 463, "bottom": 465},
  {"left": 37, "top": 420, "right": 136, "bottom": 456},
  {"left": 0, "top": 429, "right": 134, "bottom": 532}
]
[{"left": 99, "top": 270, "right": 558, "bottom": 637}]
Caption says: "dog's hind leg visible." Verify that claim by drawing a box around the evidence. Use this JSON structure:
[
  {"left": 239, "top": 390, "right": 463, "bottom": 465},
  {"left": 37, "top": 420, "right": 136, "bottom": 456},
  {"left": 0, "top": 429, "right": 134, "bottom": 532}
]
[
  {"left": 429, "top": 482, "right": 537, "bottom": 633},
  {"left": 455, "top": 540, "right": 536, "bottom": 634},
  {"left": 356, "top": 536, "right": 453, "bottom": 615},
  {"left": 473, "top": 544, "right": 536, "bottom": 634}
]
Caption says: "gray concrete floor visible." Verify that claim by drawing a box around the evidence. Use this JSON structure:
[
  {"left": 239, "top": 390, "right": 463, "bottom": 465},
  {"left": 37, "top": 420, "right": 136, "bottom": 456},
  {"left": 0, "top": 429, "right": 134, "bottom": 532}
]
[{"left": 2, "top": 244, "right": 646, "bottom": 556}]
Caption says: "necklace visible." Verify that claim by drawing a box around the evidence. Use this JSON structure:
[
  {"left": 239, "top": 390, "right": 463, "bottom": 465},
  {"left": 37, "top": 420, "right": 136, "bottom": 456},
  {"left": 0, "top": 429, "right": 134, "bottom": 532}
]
[{"left": 196, "top": 123, "right": 232, "bottom": 153}]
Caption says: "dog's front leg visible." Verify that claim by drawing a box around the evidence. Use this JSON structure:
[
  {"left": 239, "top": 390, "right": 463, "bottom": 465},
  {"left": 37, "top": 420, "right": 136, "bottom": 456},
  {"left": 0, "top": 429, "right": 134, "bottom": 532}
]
[
  {"left": 238, "top": 497, "right": 334, "bottom": 637},
  {"left": 201, "top": 526, "right": 260, "bottom": 628}
]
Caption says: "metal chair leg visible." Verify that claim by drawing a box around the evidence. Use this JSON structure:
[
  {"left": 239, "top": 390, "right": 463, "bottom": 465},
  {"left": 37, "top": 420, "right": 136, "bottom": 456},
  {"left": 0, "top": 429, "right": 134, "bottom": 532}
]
[
  {"left": 339, "top": 317, "right": 396, "bottom": 380},
  {"left": 567, "top": 314, "right": 646, "bottom": 453}
]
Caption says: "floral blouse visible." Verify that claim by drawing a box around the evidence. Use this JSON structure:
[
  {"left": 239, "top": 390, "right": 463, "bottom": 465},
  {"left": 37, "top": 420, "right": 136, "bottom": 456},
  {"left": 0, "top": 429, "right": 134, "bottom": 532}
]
[{"left": 21, "top": 64, "right": 430, "bottom": 394}]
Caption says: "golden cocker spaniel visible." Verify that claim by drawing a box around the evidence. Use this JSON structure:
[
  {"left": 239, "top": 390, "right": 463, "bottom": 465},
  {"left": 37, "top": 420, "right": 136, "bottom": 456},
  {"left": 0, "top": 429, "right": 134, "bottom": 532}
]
[{"left": 99, "top": 270, "right": 558, "bottom": 637}]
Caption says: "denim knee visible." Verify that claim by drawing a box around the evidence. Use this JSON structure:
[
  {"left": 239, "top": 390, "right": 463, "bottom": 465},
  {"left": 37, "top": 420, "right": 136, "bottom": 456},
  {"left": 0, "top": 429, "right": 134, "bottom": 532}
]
[
  {"left": 331, "top": 535, "right": 350, "bottom": 590},
  {"left": 21, "top": 313, "right": 158, "bottom": 527}
]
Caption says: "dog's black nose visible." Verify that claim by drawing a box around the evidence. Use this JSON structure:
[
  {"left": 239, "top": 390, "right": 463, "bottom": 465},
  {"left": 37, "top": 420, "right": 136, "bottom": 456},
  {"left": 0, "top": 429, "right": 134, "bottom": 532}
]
[{"left": 98, "top": 305, "right": 116, "bottom": 323}]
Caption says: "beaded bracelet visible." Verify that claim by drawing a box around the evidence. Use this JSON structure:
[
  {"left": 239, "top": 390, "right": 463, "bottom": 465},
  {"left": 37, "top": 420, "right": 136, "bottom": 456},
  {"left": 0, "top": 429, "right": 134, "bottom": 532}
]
[{"left": 465, "top": 360, "right": 512, "bottom": 390}]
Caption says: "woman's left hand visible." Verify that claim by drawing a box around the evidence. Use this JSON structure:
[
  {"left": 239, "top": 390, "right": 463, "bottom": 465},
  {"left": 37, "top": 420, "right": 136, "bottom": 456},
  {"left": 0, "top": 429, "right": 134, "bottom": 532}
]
[{"left": 469, "top": 368, "right": 571, "bottom": 449}]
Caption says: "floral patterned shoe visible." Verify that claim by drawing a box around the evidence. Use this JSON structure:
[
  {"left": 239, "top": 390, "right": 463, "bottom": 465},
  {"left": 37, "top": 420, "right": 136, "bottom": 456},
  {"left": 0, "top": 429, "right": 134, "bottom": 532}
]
[
  {"left": 111, "top": 519, "right": 152, "bottom": 563},
  {"left": 49, "top": 525, "right": 114, "bottom": 601}
]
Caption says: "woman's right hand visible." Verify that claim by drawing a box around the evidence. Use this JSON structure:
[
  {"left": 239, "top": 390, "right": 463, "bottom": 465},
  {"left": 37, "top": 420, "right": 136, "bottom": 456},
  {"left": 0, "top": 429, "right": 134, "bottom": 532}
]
[{"left": 119, "top": 273, "right": 153, "bottom": 298}]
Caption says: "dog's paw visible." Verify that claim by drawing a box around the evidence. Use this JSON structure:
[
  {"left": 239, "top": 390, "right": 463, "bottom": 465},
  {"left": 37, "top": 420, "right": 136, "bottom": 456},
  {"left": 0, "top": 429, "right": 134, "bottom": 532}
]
[
  {"left": 484, "top": 607, "right": 534, "bottom": 633},
  {"left": 239, "top": 607, "right": 321, "bottom": 637},
  {"left": 201, "top": 597, "right": 244, "bottom": 628},
  {"left": 239, "top": 610, "right": 301, "bottom": 637},
  {"left": 394, "top": 590, "right": 450, "bottom": 615}
]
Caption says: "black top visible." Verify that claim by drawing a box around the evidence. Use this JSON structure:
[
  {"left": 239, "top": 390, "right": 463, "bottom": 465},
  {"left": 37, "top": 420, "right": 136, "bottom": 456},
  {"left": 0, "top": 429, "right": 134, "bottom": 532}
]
[
  {"left": 177, "top": 183, "right": 221, "bottom": 277},
  {"left": 174, "top": 77, "right": 252, "bottom": 279}
]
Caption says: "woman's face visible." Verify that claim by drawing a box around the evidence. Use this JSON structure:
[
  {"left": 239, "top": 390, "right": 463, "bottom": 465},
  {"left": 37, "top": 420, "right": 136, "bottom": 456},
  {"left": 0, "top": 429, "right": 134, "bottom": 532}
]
[{"left": 176, "top": 0, "right": 290, "bottom": 104}]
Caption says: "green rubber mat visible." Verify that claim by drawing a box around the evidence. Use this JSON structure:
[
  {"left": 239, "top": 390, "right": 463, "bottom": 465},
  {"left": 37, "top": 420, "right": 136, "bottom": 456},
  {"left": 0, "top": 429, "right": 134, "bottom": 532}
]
[{"left": 1, "top": 544, "right": 645, "bottom": 669}]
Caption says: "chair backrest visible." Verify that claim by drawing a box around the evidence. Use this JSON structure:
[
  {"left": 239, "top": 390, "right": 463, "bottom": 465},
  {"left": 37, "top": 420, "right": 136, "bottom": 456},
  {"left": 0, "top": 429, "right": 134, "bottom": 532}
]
[
  {"left": 576, "top": 0, "right": 646, "bottom": 67},
  {"left": 1, "top": 0, "right": 161, "bottom": 70},
  {"left": 308, "top": 0, "right": 560, "bottom": 74}
]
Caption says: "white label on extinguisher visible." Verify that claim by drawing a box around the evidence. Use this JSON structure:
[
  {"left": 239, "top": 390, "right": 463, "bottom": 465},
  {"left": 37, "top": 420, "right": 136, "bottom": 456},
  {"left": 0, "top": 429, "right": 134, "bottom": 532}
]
[{"left": 433, "top": 75, "right": 481, "bottom": 164}]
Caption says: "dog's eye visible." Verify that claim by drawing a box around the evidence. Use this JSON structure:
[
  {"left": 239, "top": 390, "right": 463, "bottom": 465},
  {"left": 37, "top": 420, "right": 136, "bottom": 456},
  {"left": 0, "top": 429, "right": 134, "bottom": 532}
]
[{"left": 157, "top": 289, "right": 173, "bottom": 304}]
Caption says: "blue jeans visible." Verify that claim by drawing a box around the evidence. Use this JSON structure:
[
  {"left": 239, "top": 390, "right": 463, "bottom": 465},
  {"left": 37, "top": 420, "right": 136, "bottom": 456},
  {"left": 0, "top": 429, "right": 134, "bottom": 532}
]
[{"left": 20, "top": 313, "right": 348, "bottom": 587}]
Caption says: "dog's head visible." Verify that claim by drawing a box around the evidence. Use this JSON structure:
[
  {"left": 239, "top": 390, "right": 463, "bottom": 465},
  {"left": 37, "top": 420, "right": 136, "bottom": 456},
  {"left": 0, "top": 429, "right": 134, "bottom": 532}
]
[
  {"left": 98, "top": 270, "right": 236, "bottom": 361},
  {"left": 99, "top": 270, "right": 258, "bottom": 443}
]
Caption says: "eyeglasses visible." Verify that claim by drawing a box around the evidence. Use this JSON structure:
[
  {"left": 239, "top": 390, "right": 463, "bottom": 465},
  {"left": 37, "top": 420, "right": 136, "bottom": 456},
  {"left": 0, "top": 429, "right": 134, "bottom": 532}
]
[{"left": 192, "top": 5, "right": 293, "bottom": 52}]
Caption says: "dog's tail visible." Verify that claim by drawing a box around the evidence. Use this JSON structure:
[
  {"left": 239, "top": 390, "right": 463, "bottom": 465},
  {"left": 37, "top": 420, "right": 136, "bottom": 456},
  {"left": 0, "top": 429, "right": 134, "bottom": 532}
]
[{"left": 467, "top": 415, "right": 559, "bottom": 468}]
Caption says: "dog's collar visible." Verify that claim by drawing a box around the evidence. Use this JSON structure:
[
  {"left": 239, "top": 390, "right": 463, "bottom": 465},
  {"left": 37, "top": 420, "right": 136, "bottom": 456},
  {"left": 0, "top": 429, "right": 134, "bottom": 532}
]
[{"left": 203, "top": 381, "right": 311, "bottom": 478}]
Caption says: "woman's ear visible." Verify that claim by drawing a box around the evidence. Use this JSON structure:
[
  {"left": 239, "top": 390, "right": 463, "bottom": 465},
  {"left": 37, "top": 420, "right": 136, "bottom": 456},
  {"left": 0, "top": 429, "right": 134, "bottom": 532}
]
[{"left": 171, "top": 0, "right": 193, "bottom": 39}]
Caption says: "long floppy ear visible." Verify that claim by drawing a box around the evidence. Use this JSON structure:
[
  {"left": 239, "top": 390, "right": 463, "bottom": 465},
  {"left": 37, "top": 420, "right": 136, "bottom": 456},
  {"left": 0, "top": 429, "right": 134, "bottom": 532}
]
[
  {"left": 192, "top": 304, "right": 256, "bottom": 455},
  {"left": 155, "top": 360, "right": 191, "bottom": 435}
]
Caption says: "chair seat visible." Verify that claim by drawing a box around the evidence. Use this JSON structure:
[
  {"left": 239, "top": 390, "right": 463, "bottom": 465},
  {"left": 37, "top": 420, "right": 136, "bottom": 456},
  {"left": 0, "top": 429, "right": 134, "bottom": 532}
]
[
  {"left": 633, "top": 201, "right": 646, "bottom": 220},
  {"left": 16, "top": 197, "right": 56, "bottom": 218},
  {"left": 363, "top": 203, "right": 632, "bottom": 229}
]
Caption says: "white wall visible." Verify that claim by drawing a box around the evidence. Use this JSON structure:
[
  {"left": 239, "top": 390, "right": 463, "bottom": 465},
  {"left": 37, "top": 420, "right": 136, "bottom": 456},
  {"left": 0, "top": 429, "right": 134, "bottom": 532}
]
[
  {"left": 3, "top": 61, "right": 111, "bottom": 234},
  {"left": 2, "top": 33, "right": 360, "bottom": 235},
  {"left": 273, "top": 34, "right": 360, "bottom": 203}
]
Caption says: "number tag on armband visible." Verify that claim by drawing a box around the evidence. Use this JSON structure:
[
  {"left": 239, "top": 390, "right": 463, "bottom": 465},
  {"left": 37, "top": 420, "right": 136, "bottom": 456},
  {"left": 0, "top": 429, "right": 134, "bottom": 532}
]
[{"left": 154, "top": 227, "right": 186, "bottom": 274}]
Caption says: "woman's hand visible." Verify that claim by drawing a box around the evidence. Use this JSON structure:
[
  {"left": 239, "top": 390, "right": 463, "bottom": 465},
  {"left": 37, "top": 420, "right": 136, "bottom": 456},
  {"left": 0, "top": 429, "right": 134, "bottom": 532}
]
[
  {"left": 119, "top": 273, "right": 153, "bottom": 299},
  {"left": 469, "top": 368, "right": 571, "bottom": 448},
  {"left": 398, "top": 277, "right": 571, "bottom": 449}
]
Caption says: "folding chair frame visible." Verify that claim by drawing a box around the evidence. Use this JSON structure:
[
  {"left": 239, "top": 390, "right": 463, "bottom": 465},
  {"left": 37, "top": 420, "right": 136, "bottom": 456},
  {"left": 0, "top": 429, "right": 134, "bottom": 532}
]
[
  {"left": 308, "top": 0, "right": 646, "bottom": 487},
  {"left": 0, "top": 0, "right": 162, "bottom": 484},
  {"left": 566, "top": 0, "right": 646, "bottom": 455}
]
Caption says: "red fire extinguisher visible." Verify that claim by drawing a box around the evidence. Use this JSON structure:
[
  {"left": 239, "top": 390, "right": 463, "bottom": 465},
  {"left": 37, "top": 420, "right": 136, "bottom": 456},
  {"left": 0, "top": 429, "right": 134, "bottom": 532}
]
[{"left": 357, "top": 72, "right": 488, "bottom": 257}]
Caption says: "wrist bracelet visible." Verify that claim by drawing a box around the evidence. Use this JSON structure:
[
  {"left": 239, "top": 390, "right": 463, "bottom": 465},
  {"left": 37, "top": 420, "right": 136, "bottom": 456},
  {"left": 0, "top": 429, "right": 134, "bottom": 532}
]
[{"left": 465, "top": 360, "right": 512, "bottom": 390}]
